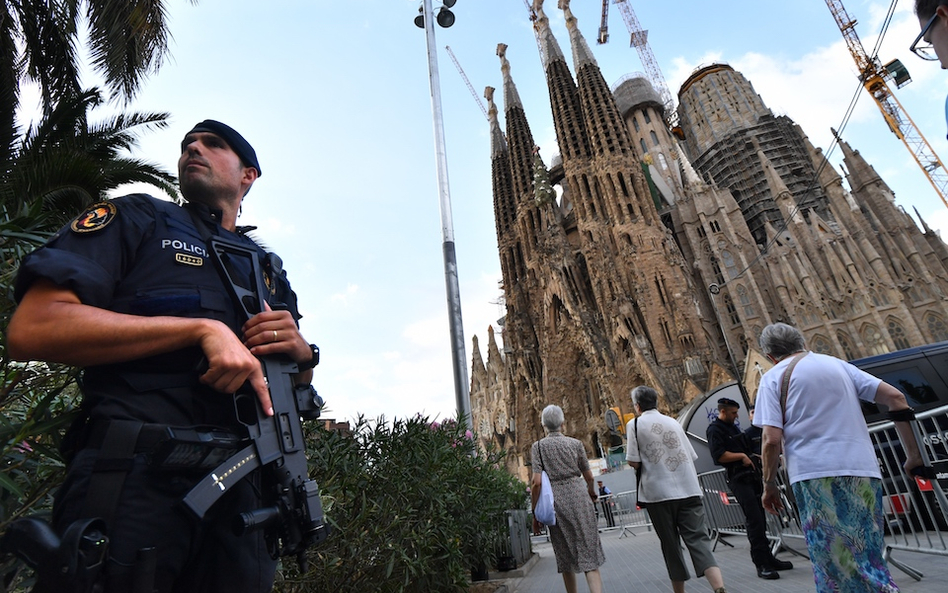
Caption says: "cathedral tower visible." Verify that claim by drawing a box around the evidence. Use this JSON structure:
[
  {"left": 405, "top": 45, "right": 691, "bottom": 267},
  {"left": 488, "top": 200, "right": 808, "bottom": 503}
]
[{"left": 470, "top": 5, "right": 948, "bottom": 474}]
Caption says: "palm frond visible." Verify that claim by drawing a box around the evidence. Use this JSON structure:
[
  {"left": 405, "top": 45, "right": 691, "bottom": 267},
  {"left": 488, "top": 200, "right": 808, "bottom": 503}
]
[{"left": 85, "top": 0, "right": 172, "bottom": 102}]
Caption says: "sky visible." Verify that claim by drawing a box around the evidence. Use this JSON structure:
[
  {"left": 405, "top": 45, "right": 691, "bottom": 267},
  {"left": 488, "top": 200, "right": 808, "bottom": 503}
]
[{"left": 28, "top": 0, "right": 948, "bottom": 425}]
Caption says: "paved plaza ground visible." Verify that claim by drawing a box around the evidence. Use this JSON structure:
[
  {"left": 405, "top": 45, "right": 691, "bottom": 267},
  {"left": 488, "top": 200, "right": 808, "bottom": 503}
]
[{"left": 488, "top": 525, "right": 948, "bottom": 593}]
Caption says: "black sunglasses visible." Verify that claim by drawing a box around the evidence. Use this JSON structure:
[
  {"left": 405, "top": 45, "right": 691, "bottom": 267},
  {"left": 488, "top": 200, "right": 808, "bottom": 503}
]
[{"left": 911, "top": 13, "right": 940, "bottom": 61}]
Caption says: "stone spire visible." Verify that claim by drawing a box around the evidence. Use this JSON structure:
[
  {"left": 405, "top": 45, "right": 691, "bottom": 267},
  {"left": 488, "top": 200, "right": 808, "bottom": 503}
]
[
  {"left": 486, "top": 86, "right": 506, "bottom": 159},
  {"left": 486, "top": 86, "right": 516, "bottom": 252},
  {"left": 498, "top": 43, "right": 537, "bottom": 204},
  {"left": 557, "top": 0, "right": 634, "bottom": 158},
  {"left": 534, "top": 0, "right": 565, "bottom": 72},
  {"left": 534, "top": 0, "right": 589, "bottom": 162},
  {"left": 560, "top": 0, "right": 597, "bottom": 70},
  {"left": 679, "top": 147, "right": 707, "bottom": 189},
  {"left": 914, "top": 206, "right": 933, "bottom": 233},
  {"left": 498, "top": 43, "right": 523, "bottom": 112}
]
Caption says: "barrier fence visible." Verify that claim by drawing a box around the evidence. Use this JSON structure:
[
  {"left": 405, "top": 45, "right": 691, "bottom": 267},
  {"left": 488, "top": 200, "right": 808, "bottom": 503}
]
[
  {"left": 870, "top": 406, "right": 948, "bottom": 579},
  {"left": 697, "top": 405, "right": 948, "bottom": 582},
  {"left": 530, "top": 489, "right": 652, "bottom": 546},
  {"left": 601, "top": 490, "right": 652, "bottom": 537}
]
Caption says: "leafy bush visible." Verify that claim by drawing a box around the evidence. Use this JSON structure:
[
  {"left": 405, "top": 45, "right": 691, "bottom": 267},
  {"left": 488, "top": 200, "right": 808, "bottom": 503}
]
[
  {"left": 278, "top": 414, "right": 526, "bottom": 593},
  {"left": 0, "top": 362, "right": 79, "bottom": 527}
]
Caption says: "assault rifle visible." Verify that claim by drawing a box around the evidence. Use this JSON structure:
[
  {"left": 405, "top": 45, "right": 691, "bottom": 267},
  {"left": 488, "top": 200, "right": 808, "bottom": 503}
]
[{"left": 182, "top": 236, "right": 329, "bottom": 569}]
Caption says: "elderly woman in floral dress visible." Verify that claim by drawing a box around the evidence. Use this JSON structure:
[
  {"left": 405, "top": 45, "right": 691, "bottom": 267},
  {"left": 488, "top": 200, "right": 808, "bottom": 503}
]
[{"left": 531, "top": 404, "right": 606, "bottom": 593}]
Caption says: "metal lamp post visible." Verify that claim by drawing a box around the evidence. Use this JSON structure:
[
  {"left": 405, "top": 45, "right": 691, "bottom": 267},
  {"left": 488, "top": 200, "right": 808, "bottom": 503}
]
[
  {"left": 708, "top": 283, "right": 751, "bottom": 407},
  {"left": 414, "top": 0, "right": 471, "bottom": 426}
]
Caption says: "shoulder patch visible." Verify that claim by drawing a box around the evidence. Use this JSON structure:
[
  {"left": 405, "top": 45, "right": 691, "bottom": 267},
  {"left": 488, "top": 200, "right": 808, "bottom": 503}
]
[{"left": 71, "top": 202, "right": 117, "bottom": 233}]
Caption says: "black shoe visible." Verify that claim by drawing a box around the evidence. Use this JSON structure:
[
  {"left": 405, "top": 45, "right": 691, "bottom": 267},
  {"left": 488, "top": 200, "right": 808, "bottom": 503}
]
[
  {"left": 771, "top": 559, "right": 793, "bottom": 571},
  {"left": 757, "top": 566, "right": 780, "bottom": 580}
]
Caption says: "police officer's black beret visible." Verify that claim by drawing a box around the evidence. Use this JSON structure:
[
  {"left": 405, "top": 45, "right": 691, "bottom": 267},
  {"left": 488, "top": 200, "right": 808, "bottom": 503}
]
[
  {"left": 718, "top": 397, "right": 740, "bottom": 409},
  {"left": 184, "top": 120, "right": 261, "bottom": 176}
]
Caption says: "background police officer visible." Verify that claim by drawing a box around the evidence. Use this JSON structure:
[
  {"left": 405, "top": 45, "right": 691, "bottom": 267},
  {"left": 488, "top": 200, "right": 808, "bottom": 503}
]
[
  {"left": 706, "top": 397, "right": 792, "bottom": 580},
  {"left": 7, "top": 120, "right": 320, "bottom": 592}
]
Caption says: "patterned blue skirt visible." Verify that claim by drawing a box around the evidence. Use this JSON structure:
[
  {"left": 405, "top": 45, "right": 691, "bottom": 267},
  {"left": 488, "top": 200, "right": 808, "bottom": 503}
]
[{"left": 792, "top": 476, "right": 899, "bottom": 593}]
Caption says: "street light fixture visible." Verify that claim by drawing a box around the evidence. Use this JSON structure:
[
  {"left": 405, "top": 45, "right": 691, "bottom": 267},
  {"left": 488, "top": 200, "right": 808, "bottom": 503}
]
[
  {"left": 413, "top": 0, "right": 471, "bottom": 427},
  {"left": 414, "top": 0, "right": 456, "bottom": 29}
]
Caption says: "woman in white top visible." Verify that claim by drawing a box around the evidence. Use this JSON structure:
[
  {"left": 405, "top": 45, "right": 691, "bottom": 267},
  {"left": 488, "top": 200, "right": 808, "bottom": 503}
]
[
  {"left": 627, "top": 386, "right": 727, "bottom": 593},
  {"left": 755, "top": 322, "right": 923, "bottom": 593}
]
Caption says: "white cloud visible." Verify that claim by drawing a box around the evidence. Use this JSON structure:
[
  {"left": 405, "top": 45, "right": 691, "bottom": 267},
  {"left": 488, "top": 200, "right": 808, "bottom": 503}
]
[{"left": 330, "top": 283, "right": 360, "bottom": 307}]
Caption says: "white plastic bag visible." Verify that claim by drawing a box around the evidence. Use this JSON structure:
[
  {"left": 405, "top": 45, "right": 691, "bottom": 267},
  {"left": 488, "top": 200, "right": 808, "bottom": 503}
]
[{"left": 535, "top": 471, "right": 556, "bottom": 525}]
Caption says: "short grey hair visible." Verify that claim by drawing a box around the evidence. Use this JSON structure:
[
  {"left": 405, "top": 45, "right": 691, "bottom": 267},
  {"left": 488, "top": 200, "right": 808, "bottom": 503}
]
[
  {"left": 759, "top": 323, "right": 806, "bottom": 359},
  {"left": 630, "top": 386, "right": 658, "bottom": 411},
  {"left": 541, "top": 404, "right": 564, "bottom": 431}
]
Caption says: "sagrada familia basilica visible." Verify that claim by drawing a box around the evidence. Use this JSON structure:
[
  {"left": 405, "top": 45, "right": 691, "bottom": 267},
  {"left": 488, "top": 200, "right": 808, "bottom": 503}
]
[{"left": 467, "top": 1, "right": 948, "bottom": 478}]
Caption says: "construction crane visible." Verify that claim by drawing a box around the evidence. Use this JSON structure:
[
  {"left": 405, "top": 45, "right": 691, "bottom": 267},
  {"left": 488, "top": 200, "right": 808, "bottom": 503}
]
[
  {"left": 599, "top": 1, "right": 679, "bottom": 131},
  {"left": 825, "top": 0, "right": 948, "bottom": 211},
  {"left": 445, "top": 45, "right": 488, "bottom": 120},
  {"left": 598, "top": 0, "right": 609, "bottom": 44},
  {"left": 522, "top": 0, "right": 544, "bottom": 63}
]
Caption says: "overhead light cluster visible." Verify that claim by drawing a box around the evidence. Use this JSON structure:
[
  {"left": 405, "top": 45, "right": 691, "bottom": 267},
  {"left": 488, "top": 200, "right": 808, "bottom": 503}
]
[{"left": 414, "top": 0, "right": 457, "bottom": 29}]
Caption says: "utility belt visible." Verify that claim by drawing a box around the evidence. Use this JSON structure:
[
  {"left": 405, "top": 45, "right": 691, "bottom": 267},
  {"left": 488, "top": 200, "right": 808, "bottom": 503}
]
[
  {"left": 80, "top": 419, "right": 248, "bottom": 542},
  {"left": 725, "top": 461, "right": 760, "bottom": 485},
  {"left": 0, "top": 420, "right": 248, "bottom": 593},
  {"left": 83, "top": 420, "right": 246, "bottom": 472}
]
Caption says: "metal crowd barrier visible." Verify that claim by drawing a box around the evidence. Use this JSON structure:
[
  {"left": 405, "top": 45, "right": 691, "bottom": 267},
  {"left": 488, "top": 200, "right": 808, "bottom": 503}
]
[
  {"left": 697, "top": 405, "right": 948, "bottom": 582},
  {"left": 869, "top": 405, "right": 948, "bottom": 580},
  {"left": 608, "top": 490, "right": 652, "bottom": 537},
  {"left": 697, "top": 468, "right": 805, "bottom": 558}
]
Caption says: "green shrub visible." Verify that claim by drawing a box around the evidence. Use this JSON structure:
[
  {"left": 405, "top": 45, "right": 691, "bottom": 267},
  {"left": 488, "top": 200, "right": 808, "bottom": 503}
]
[{"left": 278, "top": 414, "right": 527, "bottom": 593}]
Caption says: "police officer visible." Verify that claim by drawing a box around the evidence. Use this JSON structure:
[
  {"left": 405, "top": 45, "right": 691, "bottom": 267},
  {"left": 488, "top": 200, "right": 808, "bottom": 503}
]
[
  {"left": 706, "top": 397, "right": 792, "bottom": 580},
  {"left": 7, "top": 120, "right": 320, "bottom": 592}
]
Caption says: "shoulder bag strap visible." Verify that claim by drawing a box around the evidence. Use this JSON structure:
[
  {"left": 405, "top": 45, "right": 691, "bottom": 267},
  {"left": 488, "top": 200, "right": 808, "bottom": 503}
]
[
  {"left": 633, "top": 417, "right": 640, "bottom": 456},
  {"left": 779, "top": 352, "right": 809, "bottom": 422}
]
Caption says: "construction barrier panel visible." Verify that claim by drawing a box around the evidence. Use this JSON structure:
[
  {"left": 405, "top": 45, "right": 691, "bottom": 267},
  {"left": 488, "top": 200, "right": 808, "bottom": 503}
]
[
  {"left": 697, "top": 467, "right": 804, "bottom": 558},
  {"left": 869, "top": 405, "right": 948, "bottom": 579},
  {"left": 608, "top": 490, "right": 652, "bottom": 538}
]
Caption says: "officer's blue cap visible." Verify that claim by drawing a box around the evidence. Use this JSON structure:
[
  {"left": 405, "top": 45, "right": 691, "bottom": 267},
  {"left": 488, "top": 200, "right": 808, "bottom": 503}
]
[
  {"left": 184, "top": 120, "right": 261, "bottom": 177},
  {"left": 718, "top": 397, "right": 740, "bottom": 409}
]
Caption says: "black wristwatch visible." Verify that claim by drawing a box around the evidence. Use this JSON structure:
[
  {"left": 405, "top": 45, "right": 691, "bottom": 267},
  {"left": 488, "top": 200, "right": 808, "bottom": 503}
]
[{"left": 298, "top": 343, "right": 320, "bottom": 371}]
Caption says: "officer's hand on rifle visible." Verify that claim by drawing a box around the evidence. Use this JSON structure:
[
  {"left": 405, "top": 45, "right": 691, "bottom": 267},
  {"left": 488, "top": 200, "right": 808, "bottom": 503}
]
[
  {"left": 196, "top": 319, "right": 273, "bottom": 416},
  {"left": 243, "top": 303, "right": 315, "bottom": 384},
  {"left": 243, "top": 305, "right": 310, "bottom": 361}
]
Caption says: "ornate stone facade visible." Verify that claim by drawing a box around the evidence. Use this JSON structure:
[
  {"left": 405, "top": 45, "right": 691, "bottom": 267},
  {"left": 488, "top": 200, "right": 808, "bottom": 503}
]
[{"left": 471, "top": 1, "right": 948, "bottom": 478}]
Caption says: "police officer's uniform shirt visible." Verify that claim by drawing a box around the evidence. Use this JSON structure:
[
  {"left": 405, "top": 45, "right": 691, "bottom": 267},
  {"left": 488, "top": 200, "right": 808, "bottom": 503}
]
[
  {"left": 706, "top": 417, "right": 749, "bottom": 472},
  {"left": 14, "top": 194, "right": 302, "bottom": 430}
]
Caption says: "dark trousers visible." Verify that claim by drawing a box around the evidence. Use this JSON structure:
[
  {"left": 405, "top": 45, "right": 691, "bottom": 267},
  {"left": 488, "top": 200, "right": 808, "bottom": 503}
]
[
  {"left": 53, "top": 449, "right": 278, "bottom": 593},
  {"left": 600, "top": 499, "right": 615, "bottom": 527},
  {"left": 729, "top": 476, "right": 774, "bottom": 567}
]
